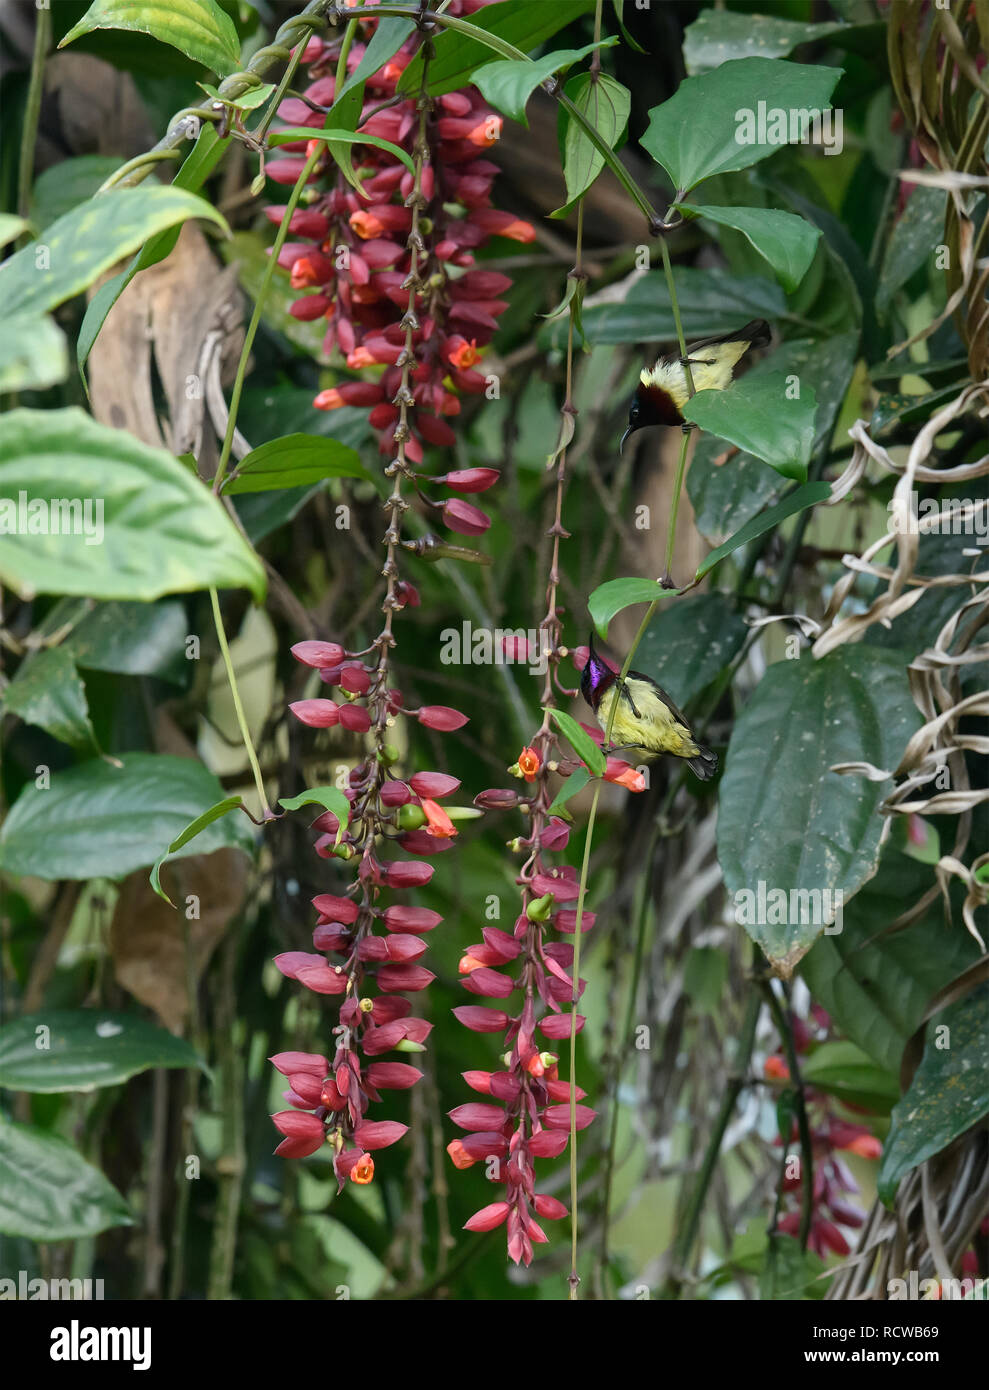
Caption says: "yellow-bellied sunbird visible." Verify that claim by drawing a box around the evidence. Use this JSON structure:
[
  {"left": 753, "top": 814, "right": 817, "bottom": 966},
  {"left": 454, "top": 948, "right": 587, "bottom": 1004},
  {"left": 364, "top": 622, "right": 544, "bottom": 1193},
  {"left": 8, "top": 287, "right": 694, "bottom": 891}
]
[
  {"left": 620, "top": 318, "right": 772, "bottom": 450},
  {"left": 580, "top": 636, "right": 718, "bottom": 781}
]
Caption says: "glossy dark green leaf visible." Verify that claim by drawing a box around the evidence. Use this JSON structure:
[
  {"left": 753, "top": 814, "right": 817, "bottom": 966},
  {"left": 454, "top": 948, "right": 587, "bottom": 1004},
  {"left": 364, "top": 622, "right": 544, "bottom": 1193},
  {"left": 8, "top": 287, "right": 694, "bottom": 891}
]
[
  {"left": 688, "top": 332, "right": 857, "bottom": 541},
  {"left": 541, "top": 268, "right": 786, "bottom": 349},
  {"left": 682, "top": 10, "right": 878, "bottom": 74},
  {"left": 60, "top": 0, "right": 241, "bottom": 77},
  {"left": 876, "top": 185, "right": 945, "bottom": 316},
  {"left": 63, "top": 599, "right": 189, "bottom": 683},
  {"left": 472, "top": 40, "right": 615, "bottom": 126},
  {"left": 0, "top": 1115, "right": 133, "bottom": 1240},
  {"left": 800, "top": 849, "right": 982, "bottom": 1075},
  {"left": 0, "top": 752, "right": 255, "bottom": 881},
  {"left": 800, "top": 1040, "right": 900, "bottom": 1112},
  {"left": 719, "top": 647, "right": 922, "bottom": 975},
  {"left": 634, "top": 593, "right": 748, "bottom": 706},
  {"left": 641, "top": 58, "right": 842, "bottom": 193},
  {"left": 2, "top": 646, "right": 98, "bottom": 752},
  {"left": 878, "top": 985, "right": 989, "bottom": 1204},
  {"left": 695, "top": 482, "right": 832, "bottom": 581},
  {"left": 267, "top": 127, "right": 415, "bottom": 176},
  {"left": 0, "top": 409, "right": 265, "bottom": 602},
  {"left": 399, "top": 0, "right": 593, "bottom": 97},
  {"left": 678, "top": 202, "right": 820, "bottom": 292},
  {"left": 0, "top": 186, "right": 227, "bottom": 319},
  {"left": 552, "top": 71, "right": 631, "bottom": 213},
  {"left": 222, "top": 434, "right": 370, "bottom": 494},
  {"left": 0, "top": 1010, "right": 204, "bottom": 1092},
  {"left": 682, "top": 372, "right": 817, "bottom": 481}
]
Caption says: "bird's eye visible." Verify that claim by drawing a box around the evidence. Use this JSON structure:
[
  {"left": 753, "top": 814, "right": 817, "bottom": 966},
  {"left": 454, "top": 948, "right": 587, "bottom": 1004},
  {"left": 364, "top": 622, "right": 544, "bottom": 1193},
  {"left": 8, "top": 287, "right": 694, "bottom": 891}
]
[{"left": 629, "top": 401, "right": 640, "bottom": 423}]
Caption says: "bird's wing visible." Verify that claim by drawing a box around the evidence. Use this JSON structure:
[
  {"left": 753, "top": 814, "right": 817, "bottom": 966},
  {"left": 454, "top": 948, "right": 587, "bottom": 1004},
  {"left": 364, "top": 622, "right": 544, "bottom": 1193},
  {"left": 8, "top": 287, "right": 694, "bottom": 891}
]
[
  {"left": 683, "top": 319, "right": 770, "bottom": 356},
  {"left": 627, "top": 669, "right": 691, "bottom": 731}
]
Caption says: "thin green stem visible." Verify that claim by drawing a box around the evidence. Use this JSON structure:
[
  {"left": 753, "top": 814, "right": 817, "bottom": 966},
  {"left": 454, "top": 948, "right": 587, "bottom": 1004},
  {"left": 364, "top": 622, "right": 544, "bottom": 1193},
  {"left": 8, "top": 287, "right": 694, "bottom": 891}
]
[
  {"left": 663, "top": 428, "right": 691, "bottom": 587},
  {"left": 16, "top": 4, "right": 51, "bottom": 232},
  {"left": 209, "top": 588, "right": 272, "bottom": 818}
]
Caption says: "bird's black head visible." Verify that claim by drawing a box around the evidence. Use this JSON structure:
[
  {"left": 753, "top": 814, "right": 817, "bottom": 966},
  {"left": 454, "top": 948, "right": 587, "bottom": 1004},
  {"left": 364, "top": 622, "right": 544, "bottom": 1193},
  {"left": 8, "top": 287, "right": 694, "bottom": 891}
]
[
  {"left": 580, "top": 634, "right": 617, "bottom": 712},
  {"left": 620, "top": 394, "right": 645, "bottom": 453}
]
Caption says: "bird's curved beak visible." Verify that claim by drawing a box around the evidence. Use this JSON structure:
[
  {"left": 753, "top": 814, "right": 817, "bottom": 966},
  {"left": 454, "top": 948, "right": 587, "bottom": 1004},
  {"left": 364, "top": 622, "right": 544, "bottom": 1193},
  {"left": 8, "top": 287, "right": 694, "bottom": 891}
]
[{"left": 619, "top": 423, "right": 634, "bottom": 454}]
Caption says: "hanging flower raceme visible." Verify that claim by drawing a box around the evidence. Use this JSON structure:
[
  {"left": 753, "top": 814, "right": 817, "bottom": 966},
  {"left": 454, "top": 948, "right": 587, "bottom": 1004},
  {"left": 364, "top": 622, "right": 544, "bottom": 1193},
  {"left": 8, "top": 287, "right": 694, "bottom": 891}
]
[
  {"left": 267, "top": 3, "right": 534, "bottom": 490},
  {"left": 764, "top": 1004, "right": 879, "bottom": 1259},
  {"left": 269, "top": 638, "right": 473, "bottom": 1186}
]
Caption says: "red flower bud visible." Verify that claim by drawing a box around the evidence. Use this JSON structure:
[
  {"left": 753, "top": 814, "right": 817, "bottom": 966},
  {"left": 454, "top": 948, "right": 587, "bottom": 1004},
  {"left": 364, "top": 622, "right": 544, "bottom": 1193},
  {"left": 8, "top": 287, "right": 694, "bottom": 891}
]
[
  {"left": 417, "top": 705, "right": 469, "bottom": 731},
  {"left": 473, "top": 787, "right": 520, "bottom": 810},
  {"left": 442, "top": 498, "right": 491, "bottom": 536},
  {"left": 437, "top": 468, "right": 500, "bottom": 493},
  {"left": 311, "top": 893, "right": 359, "bottom": 924},
  {"left": 366, "top": 1063, "right": 423, "bottom": 1090},
  {"left": 289, "top": 699, "right": 340, "bottom": 727},
  {"left": 291, "top": 641, "right": 345, "bottom": 668},
  {"left": 338, "top": 703, "right": 372, "bottom": 733},
  {"left": 382, "top": 905, "right": 442, "bottom": 933},
  {"left": 269, "top": 1051, "right": 329, "bottom": 1077},
  {"left": 452, "top": 1005, "right": 509, "bottom": 1033},
  {"left": 464, "top": 1201, "right": 510, "bottom": 1232},
  {"left": 408, "top": 771, "right": 461, "bottom": 798},
  {"left": 353, "top": 1120, "right": 408, "bottom": 1151}
]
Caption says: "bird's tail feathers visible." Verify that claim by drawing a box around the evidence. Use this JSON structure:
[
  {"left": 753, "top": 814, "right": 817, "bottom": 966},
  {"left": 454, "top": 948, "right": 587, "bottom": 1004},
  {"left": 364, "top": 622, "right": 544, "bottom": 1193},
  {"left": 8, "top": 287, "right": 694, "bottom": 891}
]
[{"left": 687, "top": 744, "right": 718, "bottom": 781}]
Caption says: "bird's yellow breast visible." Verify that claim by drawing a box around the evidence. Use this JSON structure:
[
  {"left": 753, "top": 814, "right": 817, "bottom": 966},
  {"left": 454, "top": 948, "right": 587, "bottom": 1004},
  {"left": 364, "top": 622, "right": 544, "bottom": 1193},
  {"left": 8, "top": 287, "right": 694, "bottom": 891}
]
[
  {"left": 642, "top": 339, "right": 753, "bottom": 411},
  {"left": 598, "top": 679, "right": 697, "bottom": 758}
]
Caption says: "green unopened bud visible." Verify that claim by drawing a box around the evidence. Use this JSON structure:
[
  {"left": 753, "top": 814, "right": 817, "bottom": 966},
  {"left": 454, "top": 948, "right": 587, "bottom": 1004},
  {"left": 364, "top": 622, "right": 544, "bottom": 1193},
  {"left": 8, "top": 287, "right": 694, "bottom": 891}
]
[
  {"left": 359, "top": 997, "right": 375, "bottom": 1013},
  {"left": 396, "top": 1039, "right": 426, "bottom": 1053},
  {"left": 250, "top": 171, "right": 265, "bottom": 198},
  {"left": 527, "top": 893, "right": 554, "bottom": 922},
  {"left": 332, "top": 842, "right": 356, "bottom": 860},
  {"left": 379, "top": 743, "right": 401, "bottom": 765},
  {"left": 506, "top": 837, "right": 522, "bottom": 852},
  {"left": 397, "top": 804, "right": 426, "bottom": 831},
  {"left": 539, "top": 1051, "right": 558, "bottom": 1069},
  {"left": 508, "top": 761, "right": 523, "bottom": 779},
  {"left": 502, "top": 1052, "right": 513, "bottom": 1068},
  {"left": 446, "top": 806, "right": 483, "bottom": 822}
]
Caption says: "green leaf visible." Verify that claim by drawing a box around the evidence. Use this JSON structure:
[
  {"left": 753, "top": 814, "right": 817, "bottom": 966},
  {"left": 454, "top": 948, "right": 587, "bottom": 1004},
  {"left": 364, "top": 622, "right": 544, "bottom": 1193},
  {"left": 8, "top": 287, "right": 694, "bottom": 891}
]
[
  {"left": 279, "top": 786, "right": 352, "bottom": 820},
  {"left": 0, "top": 314, "right": 68, "bottom": 392},
  {"left": 694, "top": 482, "right": 833, "bottom": 582},
  {"left": 77, "top": 125, "right": 226, "bottom": 378},
  {"left": 800, "top": 1040, "right": 900, "bottom": 1112},
  {"left": 718, "top": 647, "right": 922, "bottom": 975},
  {"left": 876, "top": 185, "right": 945, "bottom": 317},
  {"left": 63, "top": 599, "right": 190, "bottom": 683},
  {"left": 222, "top": 433, "right": 370, "bottom": 494},
  {"left": 634, "top": 593, "right": 748, "bottom": 706},
  {"left": 150, "top": 795, "right": 248, "bottom": 904},
  {"left": 694, "top": 483, "right": 833, "bottom": 581},
  {"left": 400, "top": 0, "right": 593, "bottom": 96},
  {"left": 759, "top": 1232, "right": 829, "bottom": 1300},
  {"left": 0, "top": 214, "right": 30, "bottom": 248},
  {"left": 547, "top": 708, "right": 606, "bottom": 776},
  {"left": 0, "top": 752, "right": 255, "bottom": 881},
  {"left": 60, "top": 0, "right": 241, "bottom": 77},
  {"left": 198, "top": 80, "right": 274, "bottom": 111},
  {"left": 472, "top": 39, "right": 616, "bottom": 126},
  {"left": 552, "top": 71, "right": 631, "bottom": 213},
  {"left": 800, "top": 849, "right": 982, "bottom": 1075},
  {"left": 641, "top": 58, "right": 842, "bottom": 194},
  {"left": 677, "top": 203, "right": 820, "bottom": 292},
  {"left": 687, "top": 332, "right": 857, "bottom": 543},
  {"left": 682, "top": 11, "right": 874, "bottom": 75},
  {"left": 878, "top": 985, "right": 989, "bottom": 1204},
  {"left": 871, "top": 384, "right": 960, "bottom": 437},
  {"left": 0, "top": 1114, "right": 133, "bottom": 1240},
  {"left": 0, "top": 1010, "right": 204, "bottom": 1092},
  {"left": 267, "top": 128, "right": 416, "bottom": 177},
  {"left": 0, "top": 185, "right": 228, "bottom": 319},
  {"left": 682, "top": 372, "right": 818, "bottom": 481},
  {"left": 541, "top": 267, "right": 785, "bottom": 349},
  {"left": 0, "top": 408, "right": 265, "bottom": 602},
  {"left": 547, "top": 765, "right": 591, "bottom": 816},
  {"left": 2, "top": 646, "right": 98, "bottom": 752},
  {"left": 30, "top": 154, "right": 123, "bottom": 231},
  {"left": 338, "top": 17, "right": 415, "bottom": 101},
  {"left": 587, "top": 577, "right": 675, "bottom": 639}
]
